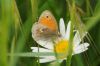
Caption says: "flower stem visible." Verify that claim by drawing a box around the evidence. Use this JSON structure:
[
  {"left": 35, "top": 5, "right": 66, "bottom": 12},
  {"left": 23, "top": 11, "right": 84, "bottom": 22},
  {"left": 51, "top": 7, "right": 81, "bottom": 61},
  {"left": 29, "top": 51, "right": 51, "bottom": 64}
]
[{"left": 66, "top": 0, "right": 75, "bottom": 66}]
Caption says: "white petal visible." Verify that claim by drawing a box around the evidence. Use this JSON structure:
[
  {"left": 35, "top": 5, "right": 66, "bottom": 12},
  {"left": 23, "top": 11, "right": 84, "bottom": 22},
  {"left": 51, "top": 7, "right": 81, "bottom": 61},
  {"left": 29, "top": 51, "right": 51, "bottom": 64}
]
[
  {"left": 40, "top": 56, "right": 64, "bottom": 63},
  {"left": 74, "top": 43, "right": 89, "bottom": 51},
  {"left": 36, "top": 40, "right": 54, "bottom": 49},
  {"left": 31, "top": 47, "right": 54, "bottom": 58},
  {"left": 73, "top": 43, "right": 89, "bottom": 55},
  {"left": 39, "top": 58, "right": 51, "bottom": 63},
  {"left": 73, "top": 48, "right": 88, "bottom": 55},
  {"left": 73, "top": 31, "right": 81, "bottom": 47},
  {"left": 65, "top": 21, "right": 71, "bottom": 40},
  {"left": 59, "top": 18, "right": 66, "bottom": 37},
  {"left": 73, "top": 31, "right": 88, "bottom": 47},
  {"left": 31, "top": 47, "right": 52, "bottom": 52},
  {"left": 39, "top": 56, "right": 56, "bottom": 63}
]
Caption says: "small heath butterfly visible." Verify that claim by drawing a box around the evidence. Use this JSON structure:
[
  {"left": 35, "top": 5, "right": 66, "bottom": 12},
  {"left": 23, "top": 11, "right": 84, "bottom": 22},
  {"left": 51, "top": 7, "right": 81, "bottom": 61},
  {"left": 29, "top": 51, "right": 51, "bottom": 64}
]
[{"left": 32, "top": 10, "right": 59, "bottom": 41}]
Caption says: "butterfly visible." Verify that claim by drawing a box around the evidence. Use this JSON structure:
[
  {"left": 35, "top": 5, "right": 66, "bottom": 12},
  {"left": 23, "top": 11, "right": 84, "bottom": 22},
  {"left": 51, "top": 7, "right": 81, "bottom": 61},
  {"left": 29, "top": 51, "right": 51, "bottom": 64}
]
[{"left": 32, "top": 10, "right": 60, "bottom": 41}]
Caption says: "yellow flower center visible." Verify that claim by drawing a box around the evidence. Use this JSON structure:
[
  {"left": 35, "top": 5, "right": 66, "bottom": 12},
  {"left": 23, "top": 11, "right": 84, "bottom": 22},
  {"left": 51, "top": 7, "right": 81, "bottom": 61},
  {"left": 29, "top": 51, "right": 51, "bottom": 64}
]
[{"left": 54, "top": 39, "right": 69, "bottom": 59}]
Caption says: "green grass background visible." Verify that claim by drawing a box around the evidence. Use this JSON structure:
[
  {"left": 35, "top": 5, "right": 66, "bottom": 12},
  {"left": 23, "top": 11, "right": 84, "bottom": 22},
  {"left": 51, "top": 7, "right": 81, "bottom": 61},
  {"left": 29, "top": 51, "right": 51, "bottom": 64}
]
[{"left": 0, "top": 0, "right": 100, "bottom": 66}]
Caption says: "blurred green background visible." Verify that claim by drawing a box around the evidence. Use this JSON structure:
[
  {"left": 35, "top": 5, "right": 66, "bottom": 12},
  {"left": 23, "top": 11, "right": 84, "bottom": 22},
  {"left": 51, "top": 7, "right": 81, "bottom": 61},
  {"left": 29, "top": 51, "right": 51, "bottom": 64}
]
[{"left": 0, "top": 0, "right": 100, "bottom": 66}]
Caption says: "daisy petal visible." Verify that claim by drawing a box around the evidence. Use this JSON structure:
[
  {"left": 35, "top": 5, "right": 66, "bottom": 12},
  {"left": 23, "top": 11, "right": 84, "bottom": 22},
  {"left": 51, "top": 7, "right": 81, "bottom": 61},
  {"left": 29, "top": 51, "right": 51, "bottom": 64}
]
[
  {"left": 36, "top": 40, "right": 54, "bottom": 49},
  {"left": 65, "top": 21, "right": 71, "bottom": 40},
  {"left": 73, "top": 43, "right": 89, "bottom": 55},
  {"left": 73, "top": 48, "right": 88, "bottom": 55},
  {"left": 31, "top": 47, "right": 52, "bottom": 52},
  {"left": 73, "top": 31, "right": 88, "bottom": 47},
  {"left": 39, "top": 56, "right": 56, "bottom": 63},
  {"left": 40, "top": 56, "right": 63, "bottom": 63},
  {"left": 39, "top": 58, "right": 52, "bottom": 63},
  {"left": 59, "top": 18, "right": 66, "bottom": 37},
  {"left": 74, "top": 43, "right": 89, "bottom": 51},
  {"left": 73, "top": 31, "right": 81, "bottom": 47}
]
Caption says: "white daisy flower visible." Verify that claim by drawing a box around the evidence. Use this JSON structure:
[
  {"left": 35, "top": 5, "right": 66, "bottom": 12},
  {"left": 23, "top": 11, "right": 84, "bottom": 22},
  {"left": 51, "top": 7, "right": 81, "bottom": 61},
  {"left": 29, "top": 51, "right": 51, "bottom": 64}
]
[{"left": 31, "top": 18, "right": 89, "bottom": 63}]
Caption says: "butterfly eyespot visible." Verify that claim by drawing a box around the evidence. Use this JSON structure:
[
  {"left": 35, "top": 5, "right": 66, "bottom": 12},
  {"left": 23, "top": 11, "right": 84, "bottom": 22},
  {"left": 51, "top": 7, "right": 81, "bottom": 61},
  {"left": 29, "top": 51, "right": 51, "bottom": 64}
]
[
  {"left": 39, "top": 29, "right": 43, "bottom": 33},
  {"left": 39, "top": 28, "right": 48, "bottom": 33},
  {"left": 46, "top": 15, "right": 49, "bottom": 18}
]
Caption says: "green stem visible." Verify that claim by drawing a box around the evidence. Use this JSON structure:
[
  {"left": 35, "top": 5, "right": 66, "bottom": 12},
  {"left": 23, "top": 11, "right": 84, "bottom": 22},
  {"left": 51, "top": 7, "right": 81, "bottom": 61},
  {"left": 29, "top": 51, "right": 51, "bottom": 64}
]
[
  {"left": 9, "top": 36, "right": 16, "bottom": 66},
  {"left": 66, "top": 0, "right": 75, "bottom": 66},
  {"left": 86, "top": 0, "right": 93, "bottom": 16},
  {"left": 0, "top": 0, "right": 13, "bottom": 66},
  {"left": 31, "top": 0, "right": 38, "bottom": 22},
  {"left": 31, "top": 0, "right": 39, "bottom": 65}
]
